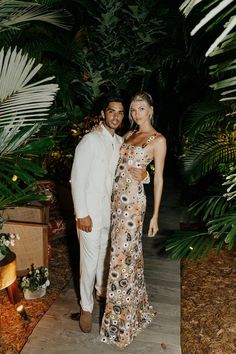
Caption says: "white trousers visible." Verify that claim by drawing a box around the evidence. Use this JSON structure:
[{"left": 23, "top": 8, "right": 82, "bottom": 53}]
[{"left": 78, "top": 227, "right": 110, "bottom": 312}]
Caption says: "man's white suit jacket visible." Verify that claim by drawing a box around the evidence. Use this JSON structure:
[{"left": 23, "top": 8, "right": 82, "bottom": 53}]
[{"left": 71, "top": 128, "right": 123, "bottom": 230}]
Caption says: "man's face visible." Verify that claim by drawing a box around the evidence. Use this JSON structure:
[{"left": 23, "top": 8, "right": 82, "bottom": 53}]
[{"left": 101, "top": 102, "right": 124, "bottom": 134}]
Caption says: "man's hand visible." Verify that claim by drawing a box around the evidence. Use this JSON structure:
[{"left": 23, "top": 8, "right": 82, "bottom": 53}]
[
  {"left": 129, "top": 166, "right": 147, "bottom": 182},
  {"left": 77, "top": 216, "right": 93, "bottom": 232}
]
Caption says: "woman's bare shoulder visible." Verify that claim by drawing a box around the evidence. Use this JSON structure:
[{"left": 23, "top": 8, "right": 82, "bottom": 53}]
[
  {"left": 152, "top": 132, "right": 166, "bottom": 152},
  {"left": 153, "top": 131, "right": 166, "bottom": 142}
]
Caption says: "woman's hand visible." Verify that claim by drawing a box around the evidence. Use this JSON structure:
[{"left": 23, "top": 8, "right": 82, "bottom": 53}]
[{"left": 148, "top": 217, "right": 159, "bottom": 237}]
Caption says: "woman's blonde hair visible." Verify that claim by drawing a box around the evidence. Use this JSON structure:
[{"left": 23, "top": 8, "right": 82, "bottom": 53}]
[{"left": 129, "top": 91, "right": 154, "bottom": 126}]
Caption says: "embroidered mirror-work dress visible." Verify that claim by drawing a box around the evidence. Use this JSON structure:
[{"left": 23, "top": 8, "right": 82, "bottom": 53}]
[{"left": 100, "top": 134, "right": 157, "bottom": 348}]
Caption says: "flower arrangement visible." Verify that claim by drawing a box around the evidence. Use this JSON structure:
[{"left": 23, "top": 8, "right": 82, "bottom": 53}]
[
  {"left": 20, "top": 264, "right": 50, "bottom": 293},
  {"left": 0, "top": 232, "right": 20, "bottom": 256}
]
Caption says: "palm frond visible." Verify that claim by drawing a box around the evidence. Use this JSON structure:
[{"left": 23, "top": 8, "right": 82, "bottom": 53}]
[
  {"left": 180, "top": 0, "right": 236, "bottom": 98},
  {"left": 184, "top": 135, "right": 236, "bottom": 181},
  {"left": 0, "top": 46, "right": 59, "bottom": 208},
  {"left": 208, "top": 212, "right": 236, "bottom": 250},
  {"left": 0, "top": 123, "right": 41, "bottom": 155},
  {"left": 0, "top": 121, "right": 54, "bottom": 192},
  {"left": 165, "top": 220, "right": 235, "bottom": 259},
  {"left": 181, "top": 97, "right": 227, "bottom": 136},
  {"left": 209, "top": 32, "right": 236, "bottom": 55},
  {"left": 0, "top": 47, "right": 59, "bottom": 127},
  {"left": 223, "top": 172, "right": 236, "bottom": 200},
  {"left": 209, "top": 58, "right": 236, "bottom": 101},
  {"left": 189, "top": 194, "right": 232, "bottom": 220},
  {"left": 0, "top": 183, "right": 50, "bottom": 210},
  {"left": 190, "top": 1, "right": 234, "bottom": 35},
  {"left": 205, "top": 15, "right": 236, "bottom": 56},
  {"left": 179, "top": 0, "right": 203, "bottom": 17},
  {"left": 0, "top": 0, "right": 71, "bottom": 31},
  {"left": 210, "top": 72, "right": 236, "bottom": 94},
  {"left": 165, "top": 230, "right": 216, "bottom": 260}
]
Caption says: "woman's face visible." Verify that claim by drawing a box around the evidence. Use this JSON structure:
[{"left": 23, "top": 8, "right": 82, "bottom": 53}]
[{"left": 130, "top": 99, "right": 153, "bottom": 126}]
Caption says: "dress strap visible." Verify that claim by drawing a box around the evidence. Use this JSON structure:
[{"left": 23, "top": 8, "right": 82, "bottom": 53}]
[
  {"left": 124, "top": 130, "right": 135, "bottom": 142},
  {"left": 142, "top": 133, "right": 158, "bottom": 148}
]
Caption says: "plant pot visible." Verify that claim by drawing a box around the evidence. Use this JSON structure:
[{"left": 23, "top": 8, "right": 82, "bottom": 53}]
[{"left": 23, "top": 286, "right": 46, "bottom": 300}]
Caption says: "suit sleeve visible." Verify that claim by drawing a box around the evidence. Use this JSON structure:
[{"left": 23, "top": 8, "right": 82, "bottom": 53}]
[{"left": 70, "top": 134, "right": 94, "bottom": 219}]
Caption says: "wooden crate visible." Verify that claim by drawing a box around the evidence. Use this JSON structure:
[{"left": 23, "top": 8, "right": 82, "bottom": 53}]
[
  {"left": 3, "top": 205, "right": 49, "bottom": 224},
  {"left": 2, "top": 221, "right": 48, "bottom": 275}
]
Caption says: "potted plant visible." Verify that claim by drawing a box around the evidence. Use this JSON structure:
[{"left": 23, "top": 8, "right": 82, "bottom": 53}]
[
  {"left": 20, "top": 264, "right": 50, "bottom": 300},
  {"left": 0, "top": 232, "right": 20, "bottom": 261}
]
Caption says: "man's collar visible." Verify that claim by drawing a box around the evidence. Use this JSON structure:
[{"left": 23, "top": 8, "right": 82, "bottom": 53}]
[{"left": 100, "top": 122, "right": 116, "bottom": 140}]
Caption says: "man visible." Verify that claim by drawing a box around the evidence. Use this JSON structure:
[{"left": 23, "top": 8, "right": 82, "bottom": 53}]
[{"left": 70, "top": 95, "right": 147, "bottom": 333}]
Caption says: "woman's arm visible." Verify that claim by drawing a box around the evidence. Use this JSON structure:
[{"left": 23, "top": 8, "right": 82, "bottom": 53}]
[{"left": 148, "top": 135, "right": 167, "bottom": 237}]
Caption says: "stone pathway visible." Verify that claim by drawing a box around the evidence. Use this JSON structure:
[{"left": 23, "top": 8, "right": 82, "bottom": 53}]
[{"left": 21, "top": 177, "right": 182, "bottom": 354}]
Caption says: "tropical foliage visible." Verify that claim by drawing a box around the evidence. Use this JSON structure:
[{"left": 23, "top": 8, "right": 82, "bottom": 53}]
[
  {"left": 166, "top": 0, "right": 236, "bottom": 259},
  {"left": 181, "top": 97, "right": 235, "bottom": 183},
  {"left": 180, "top": 0, "right": 236, "bottom": 108},
  {"left": 38, "top": 0, "right": 171, "bottom": 182},
  {"left": 0, "top": 0, "right": 176, "bottom": 187},
  {"left": 0, "top": 1, "right": 70, "bottom": 216},
  {"left": 0, "top": 46, "right": 60, "bottom": 210},
  {"left": 72, "top": 0, "right": 167, "bottom": 107}
]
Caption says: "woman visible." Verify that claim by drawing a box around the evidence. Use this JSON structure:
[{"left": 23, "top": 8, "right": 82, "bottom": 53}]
[{"left": 100, "top": 92, "right": 167, "bottom": 348}]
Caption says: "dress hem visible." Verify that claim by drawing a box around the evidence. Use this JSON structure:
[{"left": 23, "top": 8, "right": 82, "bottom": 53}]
[{"left": 100, "top": 309, "right": 156, "bottom": 349}]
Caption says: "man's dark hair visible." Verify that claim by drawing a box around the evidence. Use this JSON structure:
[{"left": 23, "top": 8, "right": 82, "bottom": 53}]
[{"left": 101, "top": 93, "right": 125, "bottom": 112}]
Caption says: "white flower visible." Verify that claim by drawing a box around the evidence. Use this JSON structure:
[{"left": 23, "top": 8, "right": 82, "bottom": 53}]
[{"left": 0, "top": 232, "right": 19, "bottom": 251}]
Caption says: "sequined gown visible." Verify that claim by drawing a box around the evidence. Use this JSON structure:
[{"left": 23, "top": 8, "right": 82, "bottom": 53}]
[{"left": 100, "top": 133, "right": 157, "bottom": 348}]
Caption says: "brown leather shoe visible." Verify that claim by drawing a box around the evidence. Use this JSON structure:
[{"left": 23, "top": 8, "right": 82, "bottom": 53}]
[{"left": 79, "top": 309, "right": 92, "bottom": 333}]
